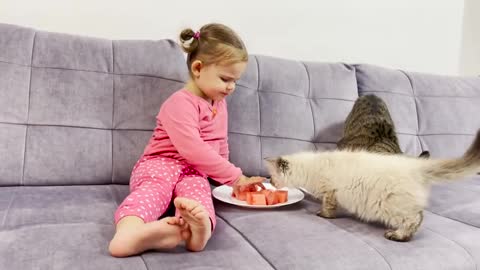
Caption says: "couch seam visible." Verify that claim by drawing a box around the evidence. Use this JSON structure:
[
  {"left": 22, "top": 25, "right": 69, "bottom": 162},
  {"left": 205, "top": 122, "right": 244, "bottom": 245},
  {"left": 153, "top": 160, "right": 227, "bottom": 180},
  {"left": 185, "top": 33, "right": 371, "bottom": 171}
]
[
  {"left": 302, "top": 62, "right": 317, "bottom": 150},
  {"left": 255, "top": 55, "right": 260, "bottom": 91},
  {"left": 259, "top": 89, "right": 356, "bottom": 101},
  {"left": 235, "top": 83, "right": 257, "bottom": 90},
  {"left": 1, "top": 189, "right": 16, "bottom": 228},
  {"left": 139, "top": 256, "right": 149, "bottom": 270},
  {"left": 1, "top": 59, "right": 479, "bottom": 98},
  {"left": 1, "top": 122, "right": 123, "bottom": 131},
  {"left": 400, "top": 70, "right": 424, "bottom": 154},
  {"left": 256, "top": 56, "right": 263, "bottom": 175},
  {"left": 397, "top": 132, "right": 476, "bottom": 136},
  {"left": 108, "top": 185, "right": 120, "bottom": 207},
  {"left": 2, "top": 221, "right": 116, "bottom": 231},
  {"left": 233, "top": 132, "right": 338, "bottom": 144},
  {"left": 424, "top": 209, "right": 479, "bottom": 229},
  {"left": 138, "top": 253, "right": 149, "bottom": 270},
  {"left": 216, "top": 215, "right": 277, "bottom": 270},
  {"left": 423, "top": 227, "right": 477, "bottom": 270},
  {"left": 361, "top": 88, "right": 480, "bottom": 99},
  {"left": 0, "top": 59, "right": 28, "bottom": 67},
  {"left": 1, "top": 121, "right": 476, "bottom": 138},
  {"left": 21, "top": 31, "right": 36, "bottom": 186},
  {"left": 111, "top": 40, "right": 115, "bottom": 185},
  {"left": 0, "top": 58, "right": 182, "bottom": 80},
  {"left": 21, "top": 125, "right": 28, "bottom": 186}
]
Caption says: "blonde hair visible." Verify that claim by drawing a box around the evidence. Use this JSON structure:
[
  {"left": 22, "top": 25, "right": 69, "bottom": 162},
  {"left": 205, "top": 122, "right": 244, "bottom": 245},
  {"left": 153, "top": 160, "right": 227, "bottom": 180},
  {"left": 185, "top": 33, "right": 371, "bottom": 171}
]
[{"left": 179, "top": 23, "right": 248, "bottom": 77}]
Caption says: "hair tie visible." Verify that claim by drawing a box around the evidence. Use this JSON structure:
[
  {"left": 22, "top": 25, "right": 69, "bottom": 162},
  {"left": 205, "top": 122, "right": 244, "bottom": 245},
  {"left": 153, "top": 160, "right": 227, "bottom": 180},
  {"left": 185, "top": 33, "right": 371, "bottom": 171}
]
[{"left": 193, "top": 31, "right": 201, "bottom": 40}]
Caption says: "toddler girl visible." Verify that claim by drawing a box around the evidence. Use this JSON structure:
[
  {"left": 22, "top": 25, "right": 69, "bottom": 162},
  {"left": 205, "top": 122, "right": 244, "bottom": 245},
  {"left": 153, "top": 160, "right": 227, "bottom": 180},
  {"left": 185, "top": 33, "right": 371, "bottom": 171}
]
[{"left": 109, "top": 23, "right": 264, "bottom": 257}]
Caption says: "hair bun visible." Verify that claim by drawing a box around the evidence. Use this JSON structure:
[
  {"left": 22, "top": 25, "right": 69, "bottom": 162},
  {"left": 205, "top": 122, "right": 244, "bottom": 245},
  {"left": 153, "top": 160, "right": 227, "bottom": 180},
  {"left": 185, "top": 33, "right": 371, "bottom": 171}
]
[{"left": 179, "top": 28, "right": 198, "bottom": 53}]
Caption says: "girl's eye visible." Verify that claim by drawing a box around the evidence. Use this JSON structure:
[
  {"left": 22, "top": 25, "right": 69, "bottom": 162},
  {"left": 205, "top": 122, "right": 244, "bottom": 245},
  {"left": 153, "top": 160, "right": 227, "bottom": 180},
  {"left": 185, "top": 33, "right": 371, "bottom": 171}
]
[{"left": 220, "top": 77, "right": 237, "bottom": 84}]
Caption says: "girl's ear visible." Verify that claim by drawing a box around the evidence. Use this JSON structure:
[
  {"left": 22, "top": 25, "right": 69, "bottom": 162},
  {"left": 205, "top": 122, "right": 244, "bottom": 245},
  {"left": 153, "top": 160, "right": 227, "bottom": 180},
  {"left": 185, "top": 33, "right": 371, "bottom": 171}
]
[{"left": 191, "top": 60, "right": 203, "bottom": 78}]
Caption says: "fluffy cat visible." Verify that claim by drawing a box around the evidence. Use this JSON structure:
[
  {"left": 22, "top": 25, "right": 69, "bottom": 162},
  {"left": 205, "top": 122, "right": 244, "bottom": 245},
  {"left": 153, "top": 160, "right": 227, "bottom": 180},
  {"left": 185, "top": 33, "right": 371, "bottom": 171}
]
[
  {"left": 338, "top": 94, "right": 430, "bottom": 158},
  {"left": 264, "top": 130, "right": 480, "bottom": 242}
]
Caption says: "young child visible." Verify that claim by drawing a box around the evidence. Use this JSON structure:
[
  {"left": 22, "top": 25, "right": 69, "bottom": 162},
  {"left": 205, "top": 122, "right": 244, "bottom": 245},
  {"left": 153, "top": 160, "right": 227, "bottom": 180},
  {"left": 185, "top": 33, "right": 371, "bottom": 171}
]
[{"left": 109, "top": 23, "right": 265, "bottom": 257}]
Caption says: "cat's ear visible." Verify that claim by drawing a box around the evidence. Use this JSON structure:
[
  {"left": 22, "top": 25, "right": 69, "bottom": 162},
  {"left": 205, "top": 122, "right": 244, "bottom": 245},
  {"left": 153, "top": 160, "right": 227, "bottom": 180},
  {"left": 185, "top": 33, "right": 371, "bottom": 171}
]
[
  {"left": 264, "top": 157, "right": 289, "bottom": 175},
  {"left": 264, "top": 157, "right": 277, "bottom": 164},
  {"left": 264, "top": 157, "right": 279, "bottom": 173}
]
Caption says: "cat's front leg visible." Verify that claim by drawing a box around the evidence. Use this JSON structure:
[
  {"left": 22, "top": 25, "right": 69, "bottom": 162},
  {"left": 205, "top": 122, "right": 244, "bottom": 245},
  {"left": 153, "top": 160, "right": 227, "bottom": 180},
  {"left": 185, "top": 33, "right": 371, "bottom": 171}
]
[
  {"left": 384, "top": 211, "right": 423, "bottom": 242},
  {"left": 316, "top": 190, "right": 337, "bottom": 219}
]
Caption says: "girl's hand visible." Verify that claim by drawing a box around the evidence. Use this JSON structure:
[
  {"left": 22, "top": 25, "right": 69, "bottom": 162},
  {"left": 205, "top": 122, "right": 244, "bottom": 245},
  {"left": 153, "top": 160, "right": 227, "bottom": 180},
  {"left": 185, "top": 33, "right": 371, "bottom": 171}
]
[{"left": 233, "top": 175, "right": 266, "bottom": 193}]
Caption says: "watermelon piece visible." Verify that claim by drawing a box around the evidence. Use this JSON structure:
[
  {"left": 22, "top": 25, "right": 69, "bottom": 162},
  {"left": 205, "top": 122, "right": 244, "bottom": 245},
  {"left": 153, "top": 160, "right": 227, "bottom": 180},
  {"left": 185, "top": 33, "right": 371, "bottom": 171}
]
[
  {"left": 274, "top": 190, "right": 288, "bottom": 203},
  {"left": 265, "top": 191, "right": 278, "bottom": 205},
  {"left": 237, "top": 191, "right": 248, "bottom": 201},
  {"left": 232, "top": 188, "right": 288, "bottom": 205},
  {"left": 246, "top": 192, "right": 267, "bottom": 205},
  {"left": 231, "top": 190, "right": 249, "bottom": 201}
]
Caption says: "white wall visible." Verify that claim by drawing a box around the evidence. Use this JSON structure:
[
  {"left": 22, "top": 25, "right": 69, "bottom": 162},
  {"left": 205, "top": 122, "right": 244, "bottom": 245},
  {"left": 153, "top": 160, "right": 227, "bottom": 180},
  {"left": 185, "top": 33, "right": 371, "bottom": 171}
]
[
  {"left": 0, "top": 0, "right": 465, "bottom": 75},
  {"left": 460, "top": 0, "right": 480, "bottom": 76}
]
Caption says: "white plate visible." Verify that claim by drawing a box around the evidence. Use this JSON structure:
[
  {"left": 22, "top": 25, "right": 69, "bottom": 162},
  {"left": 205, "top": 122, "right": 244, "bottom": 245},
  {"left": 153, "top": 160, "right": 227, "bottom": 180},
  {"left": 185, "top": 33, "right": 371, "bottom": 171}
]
[{"left": 212, "top": 183, "right": 305, "bottom": 208}]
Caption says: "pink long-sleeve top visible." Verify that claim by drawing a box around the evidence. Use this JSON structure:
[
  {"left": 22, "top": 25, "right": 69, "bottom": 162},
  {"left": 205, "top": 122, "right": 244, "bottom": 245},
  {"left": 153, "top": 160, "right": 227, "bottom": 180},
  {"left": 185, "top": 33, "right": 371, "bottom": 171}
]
[{"left": 141, "top": 89, "right": 242, "bottom": 185}]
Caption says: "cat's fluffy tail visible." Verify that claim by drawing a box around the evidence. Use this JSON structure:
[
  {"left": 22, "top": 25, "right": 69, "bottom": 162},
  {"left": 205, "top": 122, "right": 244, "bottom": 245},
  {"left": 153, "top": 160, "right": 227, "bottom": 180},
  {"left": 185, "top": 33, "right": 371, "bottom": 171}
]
[{"left": 422, "top": 129, "right": 480, "bottom": 182}]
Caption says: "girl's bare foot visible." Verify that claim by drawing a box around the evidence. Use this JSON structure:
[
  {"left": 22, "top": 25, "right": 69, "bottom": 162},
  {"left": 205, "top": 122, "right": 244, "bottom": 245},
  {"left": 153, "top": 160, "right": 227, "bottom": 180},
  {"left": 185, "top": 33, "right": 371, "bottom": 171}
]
[
  {"left": 174, "top": 197, "right": 212, "bottom": 252},
  {"left": 109, "top": 216, "right": 189, "bottom": 257}
]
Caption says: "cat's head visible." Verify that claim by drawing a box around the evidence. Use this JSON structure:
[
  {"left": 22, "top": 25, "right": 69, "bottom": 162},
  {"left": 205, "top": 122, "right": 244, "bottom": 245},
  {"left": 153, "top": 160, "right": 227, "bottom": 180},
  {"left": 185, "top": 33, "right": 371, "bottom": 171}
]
[{"left": 264, "top": 156, "right": 291, "bottom": 188}]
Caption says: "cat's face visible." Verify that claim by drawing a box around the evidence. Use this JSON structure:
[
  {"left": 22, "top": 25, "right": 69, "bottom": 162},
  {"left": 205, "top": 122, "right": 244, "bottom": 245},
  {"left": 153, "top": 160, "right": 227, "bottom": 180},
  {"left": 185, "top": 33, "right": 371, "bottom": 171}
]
[{"left": 264, "top": 157, "right": 291, "bottom": 188}]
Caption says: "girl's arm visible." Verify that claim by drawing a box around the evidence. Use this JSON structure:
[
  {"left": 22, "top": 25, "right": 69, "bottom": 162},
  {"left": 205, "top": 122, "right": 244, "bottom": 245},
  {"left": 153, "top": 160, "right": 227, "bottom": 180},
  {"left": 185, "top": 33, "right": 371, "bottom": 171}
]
[
  {"left": 219, "top": 135, "right": 229, "bottom": 160},
  {"left": 159, "top": 96, "right": 241, "bottom": 185}
]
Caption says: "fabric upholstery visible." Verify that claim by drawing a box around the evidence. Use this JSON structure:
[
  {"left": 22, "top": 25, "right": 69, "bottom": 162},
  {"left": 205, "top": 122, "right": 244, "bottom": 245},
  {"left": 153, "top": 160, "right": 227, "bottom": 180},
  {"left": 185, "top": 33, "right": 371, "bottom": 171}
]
[{"left": 1, "top": 23, "right": 479, "bottom": 270}]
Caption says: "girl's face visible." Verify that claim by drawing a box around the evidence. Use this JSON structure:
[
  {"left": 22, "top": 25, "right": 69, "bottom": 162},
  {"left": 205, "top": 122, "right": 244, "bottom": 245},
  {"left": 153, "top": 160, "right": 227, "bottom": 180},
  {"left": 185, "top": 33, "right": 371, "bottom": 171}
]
[{"left": 191, "top": 61, "right": 247, "bottom": 102}]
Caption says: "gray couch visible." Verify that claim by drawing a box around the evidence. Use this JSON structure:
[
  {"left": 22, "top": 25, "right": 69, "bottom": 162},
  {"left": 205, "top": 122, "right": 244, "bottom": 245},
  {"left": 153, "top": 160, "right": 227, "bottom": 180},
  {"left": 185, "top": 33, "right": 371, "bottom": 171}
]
[{"left": 1, "top": 22, "right": 479, "bottom": 270}]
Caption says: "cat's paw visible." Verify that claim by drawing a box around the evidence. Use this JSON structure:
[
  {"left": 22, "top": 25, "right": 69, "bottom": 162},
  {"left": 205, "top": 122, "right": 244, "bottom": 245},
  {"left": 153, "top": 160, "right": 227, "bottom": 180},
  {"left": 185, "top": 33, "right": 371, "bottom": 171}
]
[
  {"left": 316, "top": 210, "right": 336, "bottom": 219},
  {"left": 384, "top": 230, "right": 411, "bottom": 242}
]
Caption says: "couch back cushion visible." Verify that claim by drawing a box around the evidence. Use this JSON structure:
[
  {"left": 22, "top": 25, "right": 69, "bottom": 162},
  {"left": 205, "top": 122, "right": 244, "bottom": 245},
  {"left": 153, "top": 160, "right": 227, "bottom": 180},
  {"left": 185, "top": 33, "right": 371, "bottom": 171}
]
[
  {"left": 355, "top": 64, "right": 480, "bottom": 158},
  {"left": 0, "top": 23, "right": 187, "bottom": 186},
  {"left": 228, "top": 56, "right": 358, "bottom": 176}
]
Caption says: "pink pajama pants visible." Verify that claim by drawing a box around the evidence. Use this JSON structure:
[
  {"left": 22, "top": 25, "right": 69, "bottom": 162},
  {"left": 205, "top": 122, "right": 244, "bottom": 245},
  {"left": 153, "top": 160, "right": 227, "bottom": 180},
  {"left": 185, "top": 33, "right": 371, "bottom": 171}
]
[{"left": 114, "top": 156, "right": 216, "bottom": 230}]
